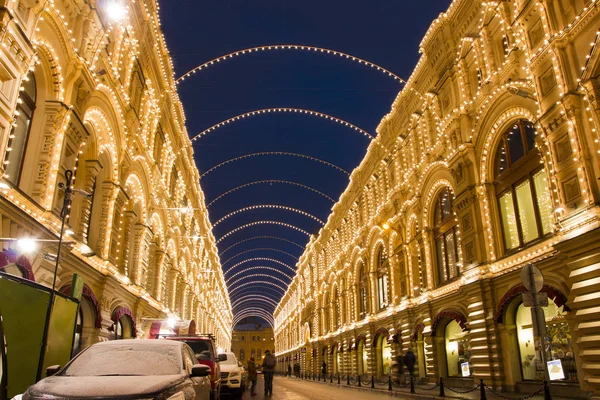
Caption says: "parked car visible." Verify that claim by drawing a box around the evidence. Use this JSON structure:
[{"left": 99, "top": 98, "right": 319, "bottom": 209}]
[
  {"left": 218, "top": 352, "right": 246, "bottom": 398},
  {"left": 14, "top": 339, "right": 211, "bottom": 400},
  {"left": 165, "top": 335, "right": 225, "bottom": 400}
]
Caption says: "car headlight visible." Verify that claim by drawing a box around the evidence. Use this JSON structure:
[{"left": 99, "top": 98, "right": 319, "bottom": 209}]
[
  {"left": 230, "top": 371, "right": 240, "bottom": 377},
  {"left": 11, "top": 395, "right": 23, "bottom": 400},
  {"left": 167, "top": 392, "right": 185, "bottom": 400}
]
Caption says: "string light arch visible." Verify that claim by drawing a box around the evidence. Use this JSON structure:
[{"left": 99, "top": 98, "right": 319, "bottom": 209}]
[
  {"left": 229, "top": 280, "right": 287, "bottom": 297},
  {"left": 215, "top": 221, "right": 311, "bottom": 245},
  {"left": 225, "top": 266, "right": 293, "bottom": 284},
  {"left": 222, "top": 248, "right": 299, "bottom": 267},
  {"left": 219, "top": 236, "right": 305, "bottom": 256},
  {"left": 190, "top": 107, "right": 375, "bottom": 142},
  {"left": 224, "top": 257, "right": 296, "bottom": 275},
  {"left": 175, "top": 44, "right": 407, "bottom": 84},
  {"left": 208, "top": 180, "right": 335, "bottom": 208},
  {"left": 232, "top": 294, "right": 280, "bottom": 310},
  {"left": 213, "top": 204, "right": 325, "bottom": 227},
  {"left": 200, "top": 152, "right": 350, "bottom": 180}
]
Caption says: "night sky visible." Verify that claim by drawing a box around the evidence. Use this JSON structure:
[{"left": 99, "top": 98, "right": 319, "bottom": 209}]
[{"left": 159, "top": 0, "right": 453, "bottom": 327}]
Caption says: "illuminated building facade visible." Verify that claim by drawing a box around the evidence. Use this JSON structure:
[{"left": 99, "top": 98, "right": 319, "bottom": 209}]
[
  {"left": 231, "top": 322, "right": 275, "bottom": 363},
  {"left": 0, "top": 0, "right": 231, "bottom": 349},
  {"left": 274, "top": 0, "right": 600, "bottom": 397}
]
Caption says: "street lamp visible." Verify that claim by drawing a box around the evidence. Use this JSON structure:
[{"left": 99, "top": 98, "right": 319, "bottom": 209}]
[
  {"left": 36, "top": 170, "right": 91, "bottom": 380},
  {"left": 104, "top": 1, "right": 129, "bottom": 22}
]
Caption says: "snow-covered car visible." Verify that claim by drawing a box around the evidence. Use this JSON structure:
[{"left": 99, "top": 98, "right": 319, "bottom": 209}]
[
  {"left": 16, "top": 339, "right": 212, "bottom": 400},
  {"left": 218, "top": 352, "right": 246, "bottom": 397}
]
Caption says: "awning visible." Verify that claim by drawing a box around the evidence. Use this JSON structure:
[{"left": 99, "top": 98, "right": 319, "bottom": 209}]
[
  {"left": 111, "top": 306, "right": 137, "bottom": 333},
  {"left": 0, "top": 249, "right": 35, "bottom": 282}
]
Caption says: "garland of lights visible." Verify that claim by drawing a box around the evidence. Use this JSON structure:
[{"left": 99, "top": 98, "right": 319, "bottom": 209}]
[
  {"left": 222, "top": 248, "right": 298, "bottom": 267},
  {"left": 228, "top": 274, "right": 290, "bottom": 293},
  {"left": 224, "top": 258, "right": 296, "bottom": 274},
  {"left": 233, "top": 310, "right": 275, "bottom": 327},
  {"left": 208, "top": 180, "right": 335, "bottom": 208},
  {"left": 229, "top": 285, "right": 284, "bottom": 301},
  {"left": 215, "top": 221, "right": 310, "bottom": 245},
  {"left": 175, "top": 44, "right": 407, "bottom": 84},
  {"left": 225, "top": 266, "right": 293, "bottom": 284},
  {"left": 229, "top": 280, "right": 286, "bottom": 297},
  {"left": 190, "top": 108, "right": 375, "bottom": 142},
  {"left": 219, "top": 236, "right": 305, "bottom": 256},
  {"left": 232, "top": 301, "right": 276, "bottom": 314},
  {"left": 232, "top": 294, "right": 280, "bottom": 309},
  {"left": 213, "top": 204, "right": 324, "bottom": 227},
  {"left": 200, "top": 152, "right": 350, "bottom": 179}
]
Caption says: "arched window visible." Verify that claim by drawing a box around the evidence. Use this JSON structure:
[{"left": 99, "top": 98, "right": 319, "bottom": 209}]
[
  {"left": 5, "top": 72, "right": 36, "bottom": 185},
  {"left": 323, "top": 293, "right": 330, "bottom": 333},
  {"left": 494, "top": 120, "right": 553, "bottom": 251},
  {"left": 358, "top": 264, "right": 369, "bottom": 319},
  {"left": 332, "top": 286, "right": 339, "bottom": 330},
  {"left": 434, "top": 188, "right": 459, "bottom": 285},
  {"left": 376, "top": 248, "right": 389, "bottom": 310}
]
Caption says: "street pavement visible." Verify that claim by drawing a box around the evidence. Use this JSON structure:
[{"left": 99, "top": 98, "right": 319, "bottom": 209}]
[{"left": 221, "top": 375, "right": 573, "bottom": 400}]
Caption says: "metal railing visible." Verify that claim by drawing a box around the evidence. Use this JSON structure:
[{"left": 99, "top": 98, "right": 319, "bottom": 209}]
[{"left": 283, "top": 372, "right": 553, "bottom": 400}]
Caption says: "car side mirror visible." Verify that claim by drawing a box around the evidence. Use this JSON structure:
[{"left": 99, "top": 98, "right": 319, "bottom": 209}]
[
  {"left": 191, "top": 364, "right": 211, "bottom": 378},
  {"left": 46, "top": 365, "right": 61, "bottom": 377},
  {"left": 217, "top": 354, "right": 227, "bottom": 362}
]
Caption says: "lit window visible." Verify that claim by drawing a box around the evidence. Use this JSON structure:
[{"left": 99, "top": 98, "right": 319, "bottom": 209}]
[
  {"left": 376, "top": 248, "right": 389, "bottom": 310},
  {"left": 358, "top": 264, "right": 369, "bottom": 318},
  {"left": 5, "top": 72, "right": 36, "bottom": 185},
  {"left": 494, "top": 120, "right": 553, "bottom": 251},
  {"left": 434, "top": 188, "right": 459, "bottom": 285}
]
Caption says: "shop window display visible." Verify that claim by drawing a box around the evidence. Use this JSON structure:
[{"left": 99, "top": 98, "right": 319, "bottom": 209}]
[
  {"left": 445, "top": 320, "right": 471, "bottom": 377},
  {"left": 380, "top": 338, "right": 392, "bottom": 375},
  {"left": 516, "top": 298, "right": 577, "bottom": 381}
]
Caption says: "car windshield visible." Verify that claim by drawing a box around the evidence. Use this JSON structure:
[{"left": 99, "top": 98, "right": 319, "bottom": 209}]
[
  {"left": 63, "top": 343, "right": 182, "bottom": 376},
  {"left": 221, "top": 355, "right": 237, "bottom": 365},
  {"left": 185, "top": 341, "right": 212, "bottom": 361}
]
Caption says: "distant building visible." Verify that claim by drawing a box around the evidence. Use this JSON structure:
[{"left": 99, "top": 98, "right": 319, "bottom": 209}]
[{"left": 232, "top": 322, "right": 275, "bottom": 364}]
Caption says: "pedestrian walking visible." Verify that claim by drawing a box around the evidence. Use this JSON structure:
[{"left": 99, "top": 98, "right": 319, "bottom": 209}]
[
  {"left": 247, "top": 357, "right": 258, "bottom": 396},
  {"left": 293, "top": 363, "right": 300, "bottom": 378},
  {"left": 321, "top": 360, "right": 327, "bottom": 377},
  {"left": 287, "top": 363, "right": 292, "bottom": 377},
  {"left": 262, "top": 350, "right": 277, "bottom": 395},
  {"left": 403, "top": 348, "right": 416, "bottom": 377}
]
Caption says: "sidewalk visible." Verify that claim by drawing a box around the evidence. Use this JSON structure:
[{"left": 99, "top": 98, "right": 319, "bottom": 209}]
[{"left": 289, "top": 376, "right": 574, "bottom": 400}]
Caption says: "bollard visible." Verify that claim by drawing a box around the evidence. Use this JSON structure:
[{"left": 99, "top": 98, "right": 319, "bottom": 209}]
[
  {"left": 358, "top": 375, "right": 362, "bottom": 387},
  {"left": 439, "top": 377, "right": 445, "bottom": 397},
  {"left": 479, "top": 379, "right": 487, "bottom": 400},
  {"left": 338, "top": 374, "right": 341, "bottom": 384},
  {"left": 347, "top": 374, "right": 350, "bottom": 385},
  {"left": 544, "top": 380, "right": 552, "bottom": 400},
  {"left": 388, "top": 376, "right": 392, "bottom": 391},
  {"left": 410, "top": 375, "right": 415, "bottom": 394},
  {"left": 371, "top": 375, "right": 375, "bottom": 389}
]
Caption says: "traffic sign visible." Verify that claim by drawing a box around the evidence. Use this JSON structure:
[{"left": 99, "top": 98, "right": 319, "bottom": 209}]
[{"left": 521, "top": 264, "right": 543, "bottom": 292}]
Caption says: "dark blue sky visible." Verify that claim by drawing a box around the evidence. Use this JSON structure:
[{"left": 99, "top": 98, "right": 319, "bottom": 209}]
[{"left": 159, "top": 0, "right": 452, "bottom": 326}]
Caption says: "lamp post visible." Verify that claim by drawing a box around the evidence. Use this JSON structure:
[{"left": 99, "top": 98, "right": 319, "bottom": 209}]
[{"left": 36, "top": 169, "right": 81, "bottom": 380}]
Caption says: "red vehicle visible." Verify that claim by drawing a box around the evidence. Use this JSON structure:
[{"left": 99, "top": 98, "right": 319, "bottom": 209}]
[{"left": 164, "top": 334, "right": 226, "bottom": 400}]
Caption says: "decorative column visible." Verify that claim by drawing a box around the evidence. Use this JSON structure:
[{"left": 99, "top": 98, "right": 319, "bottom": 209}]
[
  {"left": 130, "top": 223, "right": 152, "bottom": 286},
  {"left": 78, "top": 160, "right": 101, "bottom": 243}
]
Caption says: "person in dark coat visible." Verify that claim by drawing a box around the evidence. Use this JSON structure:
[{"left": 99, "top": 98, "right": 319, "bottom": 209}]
[
  {"left": 261, "top": 350, "right": 276, "bottom": 395},
  {"left": 321, "top": 360, "right": 327, "bottom": 377},
  {"left": 403, "top": 348, "right": 417, "bottom": 377},
  {"left": 247, "top": 357, "right": 258, "bottom": 396},
  {"left": 287, "top": 364, "right": 292, "bottom": 377}
]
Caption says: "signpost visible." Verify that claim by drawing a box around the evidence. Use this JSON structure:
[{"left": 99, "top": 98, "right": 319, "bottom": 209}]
[{"left": 520, "top": 264, "right": 551, "bottom": 384}]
